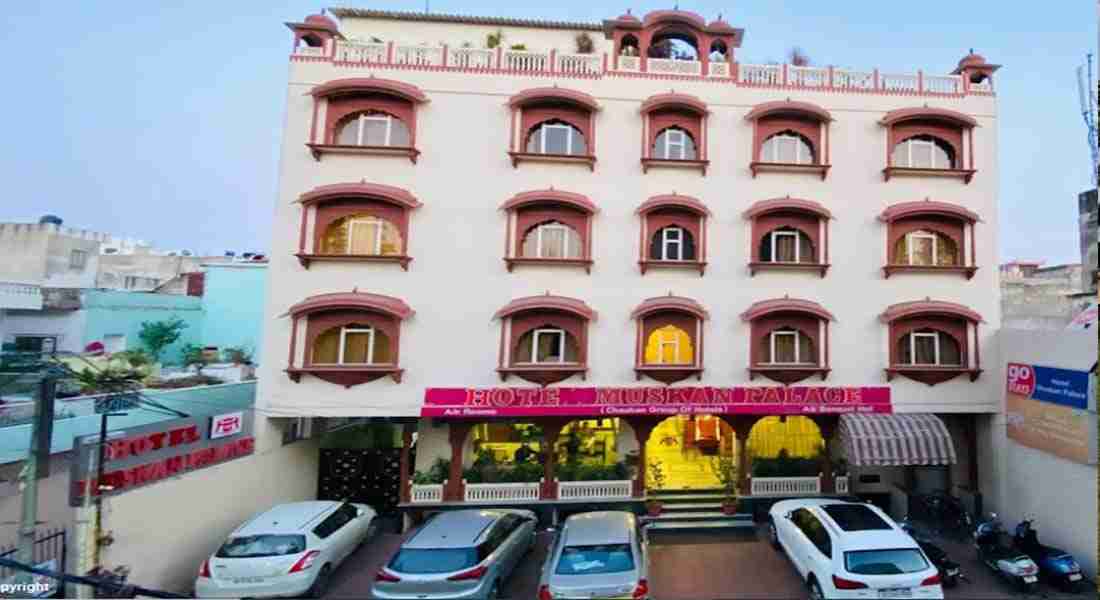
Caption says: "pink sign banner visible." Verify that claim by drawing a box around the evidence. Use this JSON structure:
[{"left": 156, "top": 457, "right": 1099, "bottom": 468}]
[{"left": 423, "top": 386, "right": 892, "bottom": 418}]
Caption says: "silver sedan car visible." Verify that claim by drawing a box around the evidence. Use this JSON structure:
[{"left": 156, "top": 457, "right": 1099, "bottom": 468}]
[
  {"left": 537, "top": 511, "right": 649, "bottom": 600},
  {"left": 371, "top": 508, "right": 537, "bottom": 600}
]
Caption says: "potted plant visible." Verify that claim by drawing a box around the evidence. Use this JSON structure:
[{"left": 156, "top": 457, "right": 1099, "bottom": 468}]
[
  {"left": 710, "top": 455, "right": 740, "bottom": 515},
  {"left": 645, "top": 460, "right": 667, "bottom": 516}
]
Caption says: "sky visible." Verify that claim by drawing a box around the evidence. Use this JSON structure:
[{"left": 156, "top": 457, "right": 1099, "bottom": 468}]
[{"left": 0, "top": 1, "right": 1095, "bottom": 263}]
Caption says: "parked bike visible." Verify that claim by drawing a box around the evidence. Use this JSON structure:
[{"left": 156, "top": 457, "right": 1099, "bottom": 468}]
[
  {"left": 1014, "top": 516, "right": 1085, "bottom": 592},
  {"left": 973, "top": 513, "right": 1040, "bottom": 592},
  {"left": 918, "top": 490, "right": 973, "bottom": 540},
  {"left": 899, "top": 519, "right": 963, "bottom": 588}
]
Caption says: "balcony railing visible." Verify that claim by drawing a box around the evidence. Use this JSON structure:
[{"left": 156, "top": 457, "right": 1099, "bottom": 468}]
[
  {"left": 305, "top": 41, "right": 987, "bottom": 97},
  {"left": 464, "top": 480, "right": 541, "bottom": 502},
  {"left": 557, "top": 479, "right": 633, "bottom": 500},
  {"left": 750, "top": 475, "right": 823, "bottom": 496},
  {"left": 410, "top": 483, "right": 444, "bottom": 503},
  {"left": 0, "top": 282, "right": 43, "bottom": 311}
]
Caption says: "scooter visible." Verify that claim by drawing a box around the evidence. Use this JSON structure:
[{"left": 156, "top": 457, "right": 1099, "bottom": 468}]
[
  {"left": 973, "top": 513, "right": 1040, "bottom": 592},
  {"left": 900, "top": 519, "right": 962, "bottom": 588},
  {"left": 1014, "top": 516, "right": 1085, "bottom": 592}
]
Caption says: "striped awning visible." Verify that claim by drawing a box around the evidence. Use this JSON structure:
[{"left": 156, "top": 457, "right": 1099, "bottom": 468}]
[{"left": 838, "top": 413, "right": 957, "bottom": 467}]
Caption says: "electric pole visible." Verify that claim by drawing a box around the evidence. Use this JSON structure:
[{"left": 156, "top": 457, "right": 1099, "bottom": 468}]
[{"left": 15, "top": 375, "right": 56, "bottom": 584}]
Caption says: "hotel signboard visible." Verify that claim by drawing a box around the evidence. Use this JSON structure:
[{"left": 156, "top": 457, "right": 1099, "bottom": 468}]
[
  {"left": 69, "top": 410, "right": 255, "bottom": 506},
  {"left": 1006, "top": 363, "right": 1096, "bottom": 465},
  {"left": 423, "top": 386, "right": 891, "bottom": 418}
]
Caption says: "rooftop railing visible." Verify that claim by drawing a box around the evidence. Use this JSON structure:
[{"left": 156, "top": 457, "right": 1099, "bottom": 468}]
[{"left": 303, "top": 41, "right": 989, "bottom": 96}]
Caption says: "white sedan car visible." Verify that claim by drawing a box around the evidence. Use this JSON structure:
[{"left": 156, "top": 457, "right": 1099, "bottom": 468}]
[
  {"left": 768, "top": 499, "right": 944, "bottom": 600},
  {"left": 196, "top": 500, "right": 378, "bottom": 598}
]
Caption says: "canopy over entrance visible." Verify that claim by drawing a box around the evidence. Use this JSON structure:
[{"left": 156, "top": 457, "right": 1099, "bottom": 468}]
[{"left": 838, "top": 413, "right": 956, "bottom": 466}]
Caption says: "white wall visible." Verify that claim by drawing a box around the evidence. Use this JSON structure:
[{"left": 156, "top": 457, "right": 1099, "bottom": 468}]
[
  {"left": 259, "top": 27, "right": 1001, "bottom": 420},
  {"left": 97, "top": 420, "right": 321, "bottom": 593},
  {"left": 1, "top": 309, "right": 87, "bottom": 353},
  {"left": 991, "top": 328, "right": 1098, "bottom": 578}
]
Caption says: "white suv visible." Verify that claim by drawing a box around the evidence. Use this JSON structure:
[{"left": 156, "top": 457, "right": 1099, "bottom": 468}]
[{"left": 768, "top": 499, "right": 943, "bottom": 600}]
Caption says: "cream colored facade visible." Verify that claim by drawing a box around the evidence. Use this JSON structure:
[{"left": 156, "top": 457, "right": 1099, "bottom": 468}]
[{"left": 259, "top": 10, "right": 1002, "bottom": 419}]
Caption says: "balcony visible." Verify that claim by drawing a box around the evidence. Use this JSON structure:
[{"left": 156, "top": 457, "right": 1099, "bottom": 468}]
[
  {"left": 296, "top": 42, "right": 992, "bottom": 98},
  {"left": 0, "top": 282, "right": 42, "bottom": 311}
]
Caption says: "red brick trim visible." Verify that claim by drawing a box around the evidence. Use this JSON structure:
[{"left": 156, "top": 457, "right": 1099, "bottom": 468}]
[
  {"left": 508, "top": 87, "right": 600, "bottom": 111},
  {"left": 495, "top": 295, "right": 594, "bottom": 386},
  {"left": 310, "top": 77, "right": 429, "bottom": 103}
]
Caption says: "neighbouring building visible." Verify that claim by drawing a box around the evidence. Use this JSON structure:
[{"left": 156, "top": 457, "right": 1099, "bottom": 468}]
[
  {"left": 994, "top": 328, "right": 1097, "bottom": 576},
  {"left": 1000, "top": 261, "right": 1085, "bottom": 329},
  {"left": 199, "top": 261, "right": 269, "bottom": 363},
  {"left": 1079, "top": 188, "right": 1097, "bottom": 294},
  {"left": 259, "top": 8, "right": 1004, "bottom": 524}
]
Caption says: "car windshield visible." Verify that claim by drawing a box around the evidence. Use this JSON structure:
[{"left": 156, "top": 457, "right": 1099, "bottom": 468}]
[
  {"left": 389, "top": 548, "right": 479, "bottom": 574},
  {"left": 216, "top": 534, "right": 306, "bottom": 558},
  {"left": 845, "top": 549, "right": 929, "bottom": 575},
  {"left": 555, "top": 544, "right": 635, "bottom": 575}
]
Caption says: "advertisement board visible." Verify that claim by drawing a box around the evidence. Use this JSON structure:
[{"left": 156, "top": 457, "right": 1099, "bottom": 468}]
[
  {"left": 69, "top": 410, "right": 255, "bottom": 506},
  {"left": 1006, "top": 363, "right": 1096, "bottom": 465},
  {"left": 423, "top": 386, "right": 891, "bottom": 418}
]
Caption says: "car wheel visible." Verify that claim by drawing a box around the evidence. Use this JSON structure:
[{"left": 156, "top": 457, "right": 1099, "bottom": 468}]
[
  {"left": 306, "top": 564, "right": 332, "bottom": 598},
  {"left": 768, "top": 519, "right": 780, "bottom": 550},
  {"left": 807, "top": 578, "right": 824, "bottom": 600}
]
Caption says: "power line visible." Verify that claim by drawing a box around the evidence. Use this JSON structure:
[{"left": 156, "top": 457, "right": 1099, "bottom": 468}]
[{"left": 0, "top": 555, "right": 186, "bottom": 598}]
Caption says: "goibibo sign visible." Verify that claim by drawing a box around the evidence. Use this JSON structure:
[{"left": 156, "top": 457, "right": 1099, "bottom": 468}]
[
  {"left": 1006, "top": 362, "right": 1095, "bottom": 465},
  {"left": 69, "top": 411, "right": 255, "bottom": 506},
  {"left": 422, "top": 386, "right": 891, "bottom": 418}
]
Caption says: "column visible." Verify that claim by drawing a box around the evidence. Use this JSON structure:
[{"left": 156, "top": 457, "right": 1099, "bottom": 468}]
[
  {"left": 817, "top": 417, "right": 837, "bottom": 494},
  {"left": 446, "top": 422, "right": 472, "bottom": 501},
  {"left": 731, "top": 417, "right": 754, "bottom": 496},
  {"left": 540, "top": 419, "right": 566, "bottom": 500},
  {"left": 399, "top": 422, "right": 415, "bottom": 503},
  {"left": 627, "top": 417, "right": 657, "bottom": 497}
]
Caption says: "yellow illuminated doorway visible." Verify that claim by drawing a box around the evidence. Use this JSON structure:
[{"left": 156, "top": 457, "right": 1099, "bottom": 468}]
[{"left": 645, "top": 415, "right": 735, "bottom": 490}]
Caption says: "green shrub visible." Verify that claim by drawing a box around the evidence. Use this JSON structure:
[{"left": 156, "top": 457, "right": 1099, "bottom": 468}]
[
  {"left": 751, "top": 449, "right": 822, "bottom": 477},
  {"left": 413, "top": 458, "right": 450, "bottom": 484}
]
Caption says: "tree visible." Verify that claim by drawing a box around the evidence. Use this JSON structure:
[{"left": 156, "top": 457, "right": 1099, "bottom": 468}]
[{"left": 138, "top": 318, "right": 187, "bottom": 363}]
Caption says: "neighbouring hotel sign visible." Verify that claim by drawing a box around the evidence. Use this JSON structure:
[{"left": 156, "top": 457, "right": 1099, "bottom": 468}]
[
  {"left": 69, "top": 411, "right": 255, "bottom": 506},
  {"left": 423, "top": 386, "right": 891, "bottom": 418},
  {"left": 1006, "top": 363, "right": 1096, "bottom": 465}
]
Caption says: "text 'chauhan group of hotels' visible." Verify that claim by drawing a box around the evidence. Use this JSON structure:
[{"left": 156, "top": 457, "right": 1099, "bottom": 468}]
[{"left": 258, "top": 8, "right": 1002, "bottom": 518}]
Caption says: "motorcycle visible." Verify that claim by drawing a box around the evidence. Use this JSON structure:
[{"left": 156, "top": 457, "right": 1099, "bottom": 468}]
[
  {"left": 900, "top": 519, "right": 962, "bottom": 588},
  {"left": 1014, "top": 517, "right": 1085, "bottom": 592},
  {"left": 973, "top": 513, "right": 1040, "bottom": 592}
]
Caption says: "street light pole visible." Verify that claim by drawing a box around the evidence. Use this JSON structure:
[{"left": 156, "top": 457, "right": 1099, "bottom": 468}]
[{"left": 92, "top": 411, "right": 127, "bottom": 575}]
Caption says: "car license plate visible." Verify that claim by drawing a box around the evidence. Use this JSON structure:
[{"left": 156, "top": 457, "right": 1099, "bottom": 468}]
[
  {"left": 232, "top": 576, "right": 265, "bottom": 584},
  {"left": 1023, "top": 576, "right": 1037, "bottom": 583},
  {"left": 878, "top": 588, "right": 912, "bottom": 599},
  {"left": 1069, "top": 574, "right": 1083, "bottom": 581}
]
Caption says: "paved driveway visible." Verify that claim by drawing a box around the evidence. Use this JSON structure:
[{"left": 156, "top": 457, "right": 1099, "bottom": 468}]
[{"left": 325, "top": 522, "right": 1089, "bottom": 599}]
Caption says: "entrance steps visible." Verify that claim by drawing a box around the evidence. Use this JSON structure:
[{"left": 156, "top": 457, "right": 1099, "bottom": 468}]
[{"left": 643, "top": 489, "right": 754, "bottom": 533}]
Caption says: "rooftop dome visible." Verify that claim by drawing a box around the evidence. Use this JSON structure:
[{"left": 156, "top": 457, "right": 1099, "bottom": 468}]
[
  {"left": 707, "top": 16, "right": 735, "bottom": 31},
  {"left": 957, "top": 50, "right": 987, "bottom": 68},
  {"left": 616, "top": 9, "right": 640, "bottom": 22},
  {"left": 303, "top": 13, "right": 339, "bottom": 31}
]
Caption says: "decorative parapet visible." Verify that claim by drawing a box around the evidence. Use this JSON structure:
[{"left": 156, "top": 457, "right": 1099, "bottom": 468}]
[
  {"left": 298, "top": 41, "right": 992, "bottom": 98},
  {"left": 0, "top": 282, "right": 42, "bottom": 311}
]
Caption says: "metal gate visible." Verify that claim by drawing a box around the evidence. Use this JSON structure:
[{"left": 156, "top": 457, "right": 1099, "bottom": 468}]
[
  {"left": 0, "top": 528, "right": 66, "bottom": 596},
  {"left": 317, "top": 448, "right": 408, "bottom": 514}
]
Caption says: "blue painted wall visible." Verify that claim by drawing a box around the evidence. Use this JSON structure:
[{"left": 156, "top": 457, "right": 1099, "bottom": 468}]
[
  {"left": 82, "top": 289, "right": 203, "bottom": 365},
  {"left": 200, "top": 264, "right": 268, "bottom": 363}
]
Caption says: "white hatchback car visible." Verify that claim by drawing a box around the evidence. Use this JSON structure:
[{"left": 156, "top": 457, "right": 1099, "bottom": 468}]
[
  {"left": 195, "top": 500, "right": 377, "bottom": 598},
  {"left": 768, "top": 499, "right": 944, "bottom": 600}
]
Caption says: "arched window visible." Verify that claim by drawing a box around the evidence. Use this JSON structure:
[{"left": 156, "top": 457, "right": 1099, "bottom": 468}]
[
  {"left": 897, "top": 329, "right": 961, "bottom": 366},
  {"left": 644, "top": 325, "right": 694, "bottom": 365},
  {"left": 526, "top": 120, "right": 587, "bottom": 155},
  {"left": 312, "top": 324, "right": 393, "bottom": 365},
  {"left": 297, "top": 34, "right": 323, "bottom": 49},
  {"left": 760, "top": 131, "right": 814, "bottom": 164},
  {"left": 653, "top": 127, "right": 697, "bottom": 160},
  {"left": 759, "top": 226, "right": 814, "bottom": 263},
  {"left": 335, "top": 111, "right": 411, "bottom": 147},
  {"left": 514, "top": 327, "right": 580, "bottom": 364},
  {"left": 319, "top": 214, "right": 403, "bottom": 256},
  {"left": 521, "top": 221, "right": 582, "bottom": 259},
  {"left": 893, "top": 229, "right": 959, "bottom": 266},
  {"left": 892, "top": 135, "right": 955, "bottom": 169},
  {"left": 760, "top": 327, "right": 816, "bottom": 365},
  {"left": 620, "top": 34, "right": 640, "bottom": 56},
  {"left": 649, "top": 226, "right": 696, "bottom": 261}
]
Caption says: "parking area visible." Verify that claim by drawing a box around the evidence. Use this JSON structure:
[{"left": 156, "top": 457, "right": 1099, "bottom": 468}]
[{"left": 326, "top": 522, "right": 1091, "bottom": 599}]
